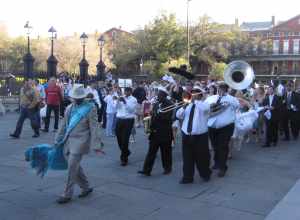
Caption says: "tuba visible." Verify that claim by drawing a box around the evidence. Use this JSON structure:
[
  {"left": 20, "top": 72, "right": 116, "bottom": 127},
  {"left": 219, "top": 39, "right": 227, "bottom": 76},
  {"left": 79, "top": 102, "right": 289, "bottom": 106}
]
[{"left": 208, "top": 60, "right": 255, "bottom": 116}]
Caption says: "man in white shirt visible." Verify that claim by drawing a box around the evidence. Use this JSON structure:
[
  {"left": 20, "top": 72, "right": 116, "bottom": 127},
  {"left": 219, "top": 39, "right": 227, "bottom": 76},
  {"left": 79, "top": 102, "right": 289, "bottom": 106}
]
[
  {"left": 176, "top": 86, "right": 212, "bottom": 184},
  {"left": 104, "top": 89, "right": 117, "bottom": 137},
  {"left": 115, "top": 87, "right": 137, "bottom": 166},
  {"left": 207, "top": 83, "right": 240, "bottom": 178}
]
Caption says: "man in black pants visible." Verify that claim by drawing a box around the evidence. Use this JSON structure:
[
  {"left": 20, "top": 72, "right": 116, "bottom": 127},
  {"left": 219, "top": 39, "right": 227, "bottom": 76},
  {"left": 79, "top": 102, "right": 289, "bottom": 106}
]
[
  {"left": 138, "top": 87, "right": 173, "bottom": 176},
  {"left": 115, "top": 87, "right": 137, "bottom": 166},
  {"left": 176, "top": 86, "right": 211, "bottom": 184},
  {"left": 282, "top": 83, "right": 300, "bottom": 141},
  {"left": 208, "top": 83, "right": 240, "bottom": 177},
  {"left": 262, "top": 86, "right": 281, "bottom": 147}
]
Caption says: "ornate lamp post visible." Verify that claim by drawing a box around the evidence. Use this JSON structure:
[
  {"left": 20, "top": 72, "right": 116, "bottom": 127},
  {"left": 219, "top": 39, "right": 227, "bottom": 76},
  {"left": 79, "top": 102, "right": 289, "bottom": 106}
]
[
  {"left": 79, "top": 32, "right": 89, "bottom": 85},
  {"left": 96, "top": 35, "right": 106, "bottom": 81},
  {"left": 47, "top": 26, "right": 58, "bottom": 78},
  {"left": 23, "top": 21, "right": 35, "bottom": 79},
  {"left": 140, "top": 58, "right": 143, "bottom": 74}
]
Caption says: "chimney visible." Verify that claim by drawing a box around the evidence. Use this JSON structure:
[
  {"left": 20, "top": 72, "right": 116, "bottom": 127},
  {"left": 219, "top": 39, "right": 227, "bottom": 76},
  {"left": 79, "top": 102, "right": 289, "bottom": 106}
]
[
  {"left": 272, "top": 16, "right": 275, "bottom": 26},
  {"left": 235, "top": 18, "right": 239, "bottom": 26}
]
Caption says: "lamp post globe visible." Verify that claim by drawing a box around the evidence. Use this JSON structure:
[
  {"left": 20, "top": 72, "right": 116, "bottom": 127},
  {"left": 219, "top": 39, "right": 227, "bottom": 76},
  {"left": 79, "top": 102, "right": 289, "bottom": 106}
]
[
  {"left": 79, "top": 32, "right": 89, "bottom": 85},
  {"left": 23, "top": 21, "right": 35, "bottom": 79},
  {"left": 96, "top": 35, "right": 106, "bottom": 81},
  {"left": 47, "top": 26, "right": 58, "bottom": 78}
]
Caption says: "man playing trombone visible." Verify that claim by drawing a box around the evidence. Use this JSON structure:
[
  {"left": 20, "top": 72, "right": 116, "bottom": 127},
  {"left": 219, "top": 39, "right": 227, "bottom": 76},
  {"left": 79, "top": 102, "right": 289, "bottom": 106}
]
[
  {"left": 138, "top": 87, "right": 173, "bottom": 176},
  {"left": 176, "top": 86, "right": 212, "bottom": 184}
]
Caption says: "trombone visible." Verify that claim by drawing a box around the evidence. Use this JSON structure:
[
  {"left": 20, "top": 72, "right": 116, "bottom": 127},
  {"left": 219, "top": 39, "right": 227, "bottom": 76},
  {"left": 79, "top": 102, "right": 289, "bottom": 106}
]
[{"left": 158, "top": 92, "right": 203, "bottom": 113}]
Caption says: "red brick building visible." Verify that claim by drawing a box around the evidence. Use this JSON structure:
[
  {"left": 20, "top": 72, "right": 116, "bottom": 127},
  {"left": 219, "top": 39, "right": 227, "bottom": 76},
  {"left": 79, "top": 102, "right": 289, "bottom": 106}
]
[{"left": 239, "top": 15, "right": 300, "bottom": 80}]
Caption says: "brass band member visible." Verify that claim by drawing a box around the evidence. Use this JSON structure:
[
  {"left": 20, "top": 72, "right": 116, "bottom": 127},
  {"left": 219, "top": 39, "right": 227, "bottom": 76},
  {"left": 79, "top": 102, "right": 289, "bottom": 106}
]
[
  {"left": 138, "top": 87, "right": 173, "bottom": 176},
  {"left": 208, "top": 83, "right": 240, "bottom": 177},
  {"left": 115, "top": 87, "right": 138, "bottom": 166},
  {"left": 176, "top": 86, "right": 211, "bottom": 184}
]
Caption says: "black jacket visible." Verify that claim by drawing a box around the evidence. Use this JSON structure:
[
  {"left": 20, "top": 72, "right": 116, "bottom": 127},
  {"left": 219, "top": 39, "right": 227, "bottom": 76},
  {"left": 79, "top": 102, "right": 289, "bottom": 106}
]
[
  {"left": 149, "top": 99, "right": 173, "bottom": 141},
  {"left": 262, "top": 94, "right": 281, "bottom": 121}
]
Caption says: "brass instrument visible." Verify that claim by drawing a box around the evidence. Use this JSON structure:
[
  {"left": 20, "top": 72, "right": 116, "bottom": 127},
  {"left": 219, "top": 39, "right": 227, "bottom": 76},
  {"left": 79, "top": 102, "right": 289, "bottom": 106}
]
[
  {"left": 143, "top": 116, "right": 151, "bottom": 134},
  {"left": 208, "top": 60, "right": 255, "bottom": 116}
]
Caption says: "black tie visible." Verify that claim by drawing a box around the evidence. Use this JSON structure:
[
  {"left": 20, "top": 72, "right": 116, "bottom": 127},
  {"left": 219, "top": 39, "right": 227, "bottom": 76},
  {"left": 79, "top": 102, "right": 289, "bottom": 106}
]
[{"left": 187, "top": 104, "right": 195, "bottom": 134}]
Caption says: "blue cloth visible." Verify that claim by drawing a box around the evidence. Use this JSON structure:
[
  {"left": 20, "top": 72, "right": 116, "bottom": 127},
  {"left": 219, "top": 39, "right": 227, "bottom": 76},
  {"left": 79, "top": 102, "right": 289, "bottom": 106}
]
[{"left": 25, "top": 102, "right": 94, "bottom": 178}]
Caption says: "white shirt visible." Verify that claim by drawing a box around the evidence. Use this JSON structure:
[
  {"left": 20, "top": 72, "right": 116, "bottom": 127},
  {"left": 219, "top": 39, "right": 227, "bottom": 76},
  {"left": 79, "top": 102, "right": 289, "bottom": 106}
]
[
  {"left": 87, "top": 87, "right": 101, "bottom": 108},
  {"left": 207, "top": 94, "right": 240, "bottom": 129},
  {"left": 104, "top": 95, "right": 117, "bottom": 114},
  {"left": 269, "top": 94, "right": 274, "bottom": 107},
  {"left": 116, "top": 95, "right": 137, "bottom": 119},
  {"left": 176, "top": 100, "right": 210, "bottom": 135}
]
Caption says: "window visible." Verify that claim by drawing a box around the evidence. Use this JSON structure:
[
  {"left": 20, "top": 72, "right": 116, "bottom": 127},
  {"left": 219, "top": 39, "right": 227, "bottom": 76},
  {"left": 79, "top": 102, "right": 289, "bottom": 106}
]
[
  {"left": 283, "top": 40, "right": 289, "bottom": 54},
  {"left": 273, "top": 40, "right": 279, "bottom": 54},
  {"left": 274, "top": 32, "right": 280, "bottom": 37},
  {"left": 294, "top": 39, "right": 299, "bottom": 54}
]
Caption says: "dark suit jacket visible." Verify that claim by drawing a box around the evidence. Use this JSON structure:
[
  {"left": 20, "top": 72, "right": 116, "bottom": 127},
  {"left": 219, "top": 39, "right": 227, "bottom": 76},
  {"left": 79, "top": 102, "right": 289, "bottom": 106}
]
[
  {"left": 149, "top": 99, "right": 173, "bottom": 141},
  {"left": 262, "top": 94, "right": 281, "bottom": 121}
]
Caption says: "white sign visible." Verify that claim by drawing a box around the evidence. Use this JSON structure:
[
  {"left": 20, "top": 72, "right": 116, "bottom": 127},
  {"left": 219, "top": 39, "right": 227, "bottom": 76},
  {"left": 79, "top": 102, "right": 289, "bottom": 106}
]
[{"left": 118, "top": 79, "right": 132, "bottom": 88}]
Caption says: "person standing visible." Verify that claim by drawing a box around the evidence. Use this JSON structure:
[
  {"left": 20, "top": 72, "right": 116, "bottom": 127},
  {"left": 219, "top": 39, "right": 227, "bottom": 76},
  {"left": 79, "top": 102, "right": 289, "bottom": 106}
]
[
  {"left": 10, "top": 79, "right": 40, "bottom": 138},
  {"left": 176, "top": 86, "right": 211, "bottom": 183},
  {"left": 208, "top": 83, "right": 240, "bottom": 177},
  {"left": 42, "top": 78, "right": 63, "bottom": 132},
  {"left": 55, "top": 84, "right": 102, "bottom": 204},
  {"left": 282, "top": 83, "right": 300, "bottom": 141},
  {"left": 115, "top": 87, "right": 137, "bottom": 166},
  {"left": 262, "top": 86, "right": 281, "bottom": 147},
  {"left": 132, "top": 82, "right": 147, "bottom": 128},
  {"left": 138, "top": 87, "right": 173, "bottom": 176},
  {"left": 104, "top": 88, "right": 117, "bottom": 137}
]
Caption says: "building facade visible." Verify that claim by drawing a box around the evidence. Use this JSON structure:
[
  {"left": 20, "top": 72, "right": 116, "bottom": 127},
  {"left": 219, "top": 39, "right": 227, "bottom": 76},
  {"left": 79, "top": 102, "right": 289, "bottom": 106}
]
[{"left": 239, "top": 15, "right": 300, "bottom": 80}]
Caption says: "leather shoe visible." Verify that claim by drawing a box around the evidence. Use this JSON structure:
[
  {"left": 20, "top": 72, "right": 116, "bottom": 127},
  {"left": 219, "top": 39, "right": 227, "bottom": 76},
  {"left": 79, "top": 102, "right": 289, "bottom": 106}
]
[
  {"left": 261, "top": 144, "right": 270, "bottom": 148},
  {"left": 121, "top": 161, "right": 128, "bottom": 166},
  {"left": 202, "top": 176, "right": 211, "bottom": 182},
  {"left": 41, "top": 129, "right": 49, "bottom": 133},
  {"left": 218, "top": 170, "right": 226, "bottom": 178},
  {"left": 56, "top": 197, "right": 71, "bottom": 204},
  {"left": 78, "top": 188, "right": 93, "bottom": 198},
  {"left": 179, "top": 179, "right": 193, "bottom": 184},
  {"left": 32, "top": 133, "right": 39, "bottom": 138},
  {"left": 163, "top": 169, "right": 172, "bottom": 175},
  {"left": 9, "top": 134, "right": 19, "bottom": 139},
  {"left": 137, "top": 170, "right": 151, "bottom": 176},
  {"left": 273, "top": 142, "right": 277, "bottom": 147}
]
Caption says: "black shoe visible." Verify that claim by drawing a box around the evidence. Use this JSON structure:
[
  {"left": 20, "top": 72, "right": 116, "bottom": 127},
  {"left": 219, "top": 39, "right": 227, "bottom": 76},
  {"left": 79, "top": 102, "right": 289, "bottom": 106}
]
[
  {"left": 9, "top": 133, "right": 19, "bottom": 139},
  {"left": 163, "top": 169, "right": 172, "bottom": 175},
  {"left": 121, "top": 161, "right": 128, "bottom": 166},
  {"left": 32, "top": 133, "right": 39, "bottom": 138},
  {"left": 56, "top": 197, "right": 71, "bottom": 204},
  {"left": 53, "top": 129, "right": 58, "bottom": 133},
  {"left": 261, "top": 144, "right": 270, "bottom": 148},
  {"left": 41, "top": 129, "right": 49, "bottom": 133},
  {"left": 202, "top": 176, "right": 211, "bottom": 182},
  {"left": 212, "top": 164, "right": 219, "bottom": 170},
  {"left": 78, "top": 188, "right": 93, "bottom": 198},
  {"left": 179, "top": 179, "right": 193, "bottom": 184},
  {"left": 137, "top": 170, "right": 151, "bottom": 176},
  {"left": 282, "top": 138, "right": 290, "bottom": 141},
  {"left": 218, "top": 170, "right": 226, "bottom": 178},
  {"left": 273, "top": 142, "right": 277, "bottom": 147}
]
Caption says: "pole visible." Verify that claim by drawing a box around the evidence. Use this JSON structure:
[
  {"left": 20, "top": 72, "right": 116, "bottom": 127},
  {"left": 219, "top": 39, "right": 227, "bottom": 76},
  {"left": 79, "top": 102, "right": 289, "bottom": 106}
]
[
  {"left": 51, "top": 38, "right": 54, "bottom": 56},
  {"left": 187, "top": 0, "right": 191, "bottom": 66},
  {"left": 83, "top": 44, "right": 86, "bottom": 60},
  {"left": 27, "top": 35, "right": 30, "bottom": 53}
]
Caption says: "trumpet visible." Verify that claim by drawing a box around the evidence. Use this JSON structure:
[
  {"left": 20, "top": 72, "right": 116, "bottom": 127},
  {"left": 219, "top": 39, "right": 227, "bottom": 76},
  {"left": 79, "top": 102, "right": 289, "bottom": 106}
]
[{"left": 159, "top": 92, "right": 203, "bottom": 113}]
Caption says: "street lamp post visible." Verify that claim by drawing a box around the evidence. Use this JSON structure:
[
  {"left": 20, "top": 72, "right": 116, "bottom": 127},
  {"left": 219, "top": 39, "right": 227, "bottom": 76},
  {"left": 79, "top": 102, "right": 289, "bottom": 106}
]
[
  {"left": 47, "top": 26, "right": 58, "bottom": 79},
  {"left": 23, "top": 21, "right": 35, "bottom": 79},
  {"left": 79, "top": 32, "right": 89, "bottom": 85},
  {"left": 187, "top": 0, "right": 192, "bottom": 66},
  {"left": 96, "top": 35, "right": 106, "bottom": 81},
  {"left": 140, "top": 58, "right": 143, "bottom": 74}
]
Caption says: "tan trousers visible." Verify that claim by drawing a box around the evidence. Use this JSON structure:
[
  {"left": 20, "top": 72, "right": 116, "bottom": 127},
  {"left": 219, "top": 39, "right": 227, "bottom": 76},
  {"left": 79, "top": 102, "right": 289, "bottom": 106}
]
[{"left": 63, "top": 154, "right": 89, "bottom": 198}]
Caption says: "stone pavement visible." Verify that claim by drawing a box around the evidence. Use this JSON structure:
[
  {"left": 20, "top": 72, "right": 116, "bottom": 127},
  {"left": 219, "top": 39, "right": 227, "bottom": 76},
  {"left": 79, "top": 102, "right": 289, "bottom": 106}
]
[{"left": 1, "top": 113, "right": 300, "bottom": 220}]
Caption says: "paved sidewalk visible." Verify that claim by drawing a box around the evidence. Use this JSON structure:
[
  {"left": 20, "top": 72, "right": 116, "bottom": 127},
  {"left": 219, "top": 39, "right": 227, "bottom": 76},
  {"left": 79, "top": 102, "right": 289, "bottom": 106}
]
[{"left": 1, "top": 113, "right": 300, "bottom": 220}]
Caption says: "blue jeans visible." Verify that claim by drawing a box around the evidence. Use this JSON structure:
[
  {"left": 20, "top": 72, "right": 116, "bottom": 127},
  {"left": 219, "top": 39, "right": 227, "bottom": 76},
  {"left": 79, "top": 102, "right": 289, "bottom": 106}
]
[
  {"left": 106, "top": 113, "right": 116, "bottom": 136},
  {"left": 13, "top": 107, "right": 39, "bottom": 136}
]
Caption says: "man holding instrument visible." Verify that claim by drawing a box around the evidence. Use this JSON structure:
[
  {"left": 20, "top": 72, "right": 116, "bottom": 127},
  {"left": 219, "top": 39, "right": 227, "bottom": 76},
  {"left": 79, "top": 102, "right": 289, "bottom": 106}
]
[{"left": 138, "top": 87, "right": 173, "bottom": 176}]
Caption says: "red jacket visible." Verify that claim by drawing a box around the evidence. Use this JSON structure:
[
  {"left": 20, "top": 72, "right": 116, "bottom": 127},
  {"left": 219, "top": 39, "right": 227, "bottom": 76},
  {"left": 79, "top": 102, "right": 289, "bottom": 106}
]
[{"left": 45, "top": 85, "right": 62, "bottom": 106}]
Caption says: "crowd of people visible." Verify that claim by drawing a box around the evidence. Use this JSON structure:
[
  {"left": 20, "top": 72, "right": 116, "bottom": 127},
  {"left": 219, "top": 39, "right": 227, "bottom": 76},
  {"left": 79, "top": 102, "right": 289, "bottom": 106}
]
[{"left": 7, "top": 75, "right": 300, "bottom": 204}]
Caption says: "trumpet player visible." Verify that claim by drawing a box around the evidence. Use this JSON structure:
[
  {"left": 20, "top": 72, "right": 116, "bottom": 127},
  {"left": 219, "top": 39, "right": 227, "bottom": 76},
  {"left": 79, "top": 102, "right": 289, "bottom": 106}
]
[
  {"left": 208, "top": 82, "right": 240, "bottom": 178},
  {"left": 115, "top": 87, "right": 137, "bottom": 166},
  {"left": 138, "top": 87, "right": 173, "bottom": 176},
  {"left": 176, "top": 86, "right": 211, "bottom": 184}
]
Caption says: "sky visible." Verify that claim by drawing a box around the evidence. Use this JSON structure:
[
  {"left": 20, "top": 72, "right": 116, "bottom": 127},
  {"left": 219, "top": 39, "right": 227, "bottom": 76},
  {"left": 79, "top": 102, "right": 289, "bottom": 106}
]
[{"left": 1, "top": 0, "right": 300, "bottom": 38}]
